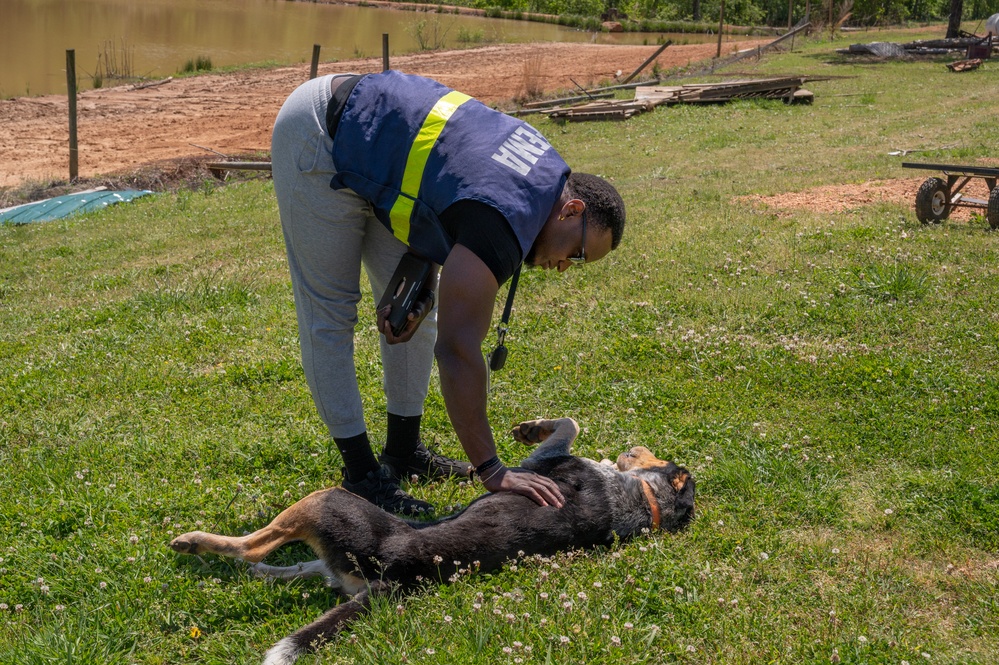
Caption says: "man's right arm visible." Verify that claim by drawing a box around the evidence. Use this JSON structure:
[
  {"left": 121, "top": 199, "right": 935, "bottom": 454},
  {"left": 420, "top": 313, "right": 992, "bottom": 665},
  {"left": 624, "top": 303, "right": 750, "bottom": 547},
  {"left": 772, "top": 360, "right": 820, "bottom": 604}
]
[{"left": 435, "top": 244, "right": 564, "bottom": 508}]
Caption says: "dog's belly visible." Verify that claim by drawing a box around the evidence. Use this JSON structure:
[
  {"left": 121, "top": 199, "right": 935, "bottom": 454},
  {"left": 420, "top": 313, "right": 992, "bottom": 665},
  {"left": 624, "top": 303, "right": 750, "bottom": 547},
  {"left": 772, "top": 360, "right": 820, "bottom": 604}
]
[{"left": 376, "top": 482, "right": 616, "bottom": 584}]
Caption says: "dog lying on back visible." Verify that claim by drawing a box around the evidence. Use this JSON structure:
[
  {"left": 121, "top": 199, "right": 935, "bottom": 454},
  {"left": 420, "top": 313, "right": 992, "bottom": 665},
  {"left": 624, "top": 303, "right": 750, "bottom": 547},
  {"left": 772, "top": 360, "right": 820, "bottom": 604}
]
[{"left": 170, "top": 418, "right": 695, "bottom": 665}]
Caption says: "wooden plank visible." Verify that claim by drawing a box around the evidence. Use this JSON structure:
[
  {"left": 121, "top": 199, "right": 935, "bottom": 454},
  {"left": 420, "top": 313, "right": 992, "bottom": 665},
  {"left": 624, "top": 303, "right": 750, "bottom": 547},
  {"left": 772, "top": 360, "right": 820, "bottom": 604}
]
[{"left": 621, "top": 41, "right": 672, "bottom": 84}]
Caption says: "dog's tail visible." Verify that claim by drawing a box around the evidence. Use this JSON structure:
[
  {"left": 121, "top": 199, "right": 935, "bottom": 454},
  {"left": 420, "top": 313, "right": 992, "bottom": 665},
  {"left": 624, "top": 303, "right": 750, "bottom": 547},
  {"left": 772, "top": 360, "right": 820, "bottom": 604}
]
[{"left": 261, "top": 583, "right": 384, "bottom": 665}]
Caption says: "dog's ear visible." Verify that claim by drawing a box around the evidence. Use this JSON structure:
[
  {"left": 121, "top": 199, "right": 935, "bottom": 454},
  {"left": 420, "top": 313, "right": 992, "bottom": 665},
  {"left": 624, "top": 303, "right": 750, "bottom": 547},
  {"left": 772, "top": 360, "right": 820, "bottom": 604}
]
[{"left": 669, "top": 466, "right": 695, "bottom": 527}]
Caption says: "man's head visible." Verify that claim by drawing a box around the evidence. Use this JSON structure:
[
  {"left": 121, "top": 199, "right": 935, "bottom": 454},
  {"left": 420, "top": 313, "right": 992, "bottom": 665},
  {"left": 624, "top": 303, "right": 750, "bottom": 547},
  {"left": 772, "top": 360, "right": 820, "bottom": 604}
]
[{"left": 526, "top": 173, "right": 626, "bottom": 271}]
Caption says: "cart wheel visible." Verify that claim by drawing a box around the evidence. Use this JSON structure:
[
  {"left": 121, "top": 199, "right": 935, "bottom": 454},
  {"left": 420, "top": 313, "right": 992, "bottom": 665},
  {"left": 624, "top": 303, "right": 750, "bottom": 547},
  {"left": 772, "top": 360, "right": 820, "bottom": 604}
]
[
  {"left": 988, "top": 187, "right": 999, "bottom": 230},
  {"left": 914, "top": 177, "right": 950, "bottom": 224}
]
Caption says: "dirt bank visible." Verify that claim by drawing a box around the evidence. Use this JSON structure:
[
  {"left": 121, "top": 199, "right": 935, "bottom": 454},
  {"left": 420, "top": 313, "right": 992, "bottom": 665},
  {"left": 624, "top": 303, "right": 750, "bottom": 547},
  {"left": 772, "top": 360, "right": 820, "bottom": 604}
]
[{"left": 0, "top": 40, "right": 769, "bottom": 191}]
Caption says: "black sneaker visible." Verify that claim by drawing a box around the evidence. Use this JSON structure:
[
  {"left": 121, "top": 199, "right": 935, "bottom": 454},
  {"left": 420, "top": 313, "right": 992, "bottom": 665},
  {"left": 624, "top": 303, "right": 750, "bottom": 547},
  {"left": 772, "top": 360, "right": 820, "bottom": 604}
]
[
  {"left": 380, "top": 442, "right": 473, "bottom": 481},
  {"left": 342, "top": 465, "right": 434, "bottom": 516}
]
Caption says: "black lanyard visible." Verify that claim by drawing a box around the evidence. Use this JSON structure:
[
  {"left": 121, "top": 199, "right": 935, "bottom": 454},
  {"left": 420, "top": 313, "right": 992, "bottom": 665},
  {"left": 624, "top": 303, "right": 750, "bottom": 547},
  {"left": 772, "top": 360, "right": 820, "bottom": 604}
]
[{"left": 488, "top": 263, "right": 521, "bottom": 372}]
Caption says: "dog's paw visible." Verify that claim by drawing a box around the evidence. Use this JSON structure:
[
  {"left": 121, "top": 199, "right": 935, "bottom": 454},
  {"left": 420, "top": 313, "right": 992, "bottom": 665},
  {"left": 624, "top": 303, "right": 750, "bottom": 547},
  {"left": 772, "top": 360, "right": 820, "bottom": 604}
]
[
  {"left": 511, "top": 419, "right": 567, "bottom": 444},
  {"left": 169, "top": 532, "right": 207, "bottom": 555}
]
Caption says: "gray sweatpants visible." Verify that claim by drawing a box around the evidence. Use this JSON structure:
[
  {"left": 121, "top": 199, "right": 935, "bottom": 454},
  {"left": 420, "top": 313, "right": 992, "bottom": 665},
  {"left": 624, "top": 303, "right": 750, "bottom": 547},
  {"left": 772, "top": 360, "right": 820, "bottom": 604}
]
[{"left": 271, "top": 75, "right": 438, "bottom": 439}]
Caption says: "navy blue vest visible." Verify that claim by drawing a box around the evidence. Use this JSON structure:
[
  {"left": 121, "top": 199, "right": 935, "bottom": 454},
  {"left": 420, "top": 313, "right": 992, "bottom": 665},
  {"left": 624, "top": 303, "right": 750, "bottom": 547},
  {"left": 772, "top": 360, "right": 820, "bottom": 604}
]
[{"left": 329, "top": 71, "right": 570, "bottom": 265}]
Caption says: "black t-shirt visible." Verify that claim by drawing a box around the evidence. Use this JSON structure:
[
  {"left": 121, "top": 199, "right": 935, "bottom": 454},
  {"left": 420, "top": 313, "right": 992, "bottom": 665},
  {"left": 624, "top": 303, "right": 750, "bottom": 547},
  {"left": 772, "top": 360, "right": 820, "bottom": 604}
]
[{"left": 439, "top": 200, "right": 522, "bottom": 285}]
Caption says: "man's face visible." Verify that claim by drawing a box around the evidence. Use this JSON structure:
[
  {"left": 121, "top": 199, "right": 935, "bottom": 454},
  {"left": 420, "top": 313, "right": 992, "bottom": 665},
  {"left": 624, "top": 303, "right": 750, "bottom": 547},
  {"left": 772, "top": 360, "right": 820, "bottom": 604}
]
[{"left": 526, "top": 212, "right": 612, "bottom": 273}]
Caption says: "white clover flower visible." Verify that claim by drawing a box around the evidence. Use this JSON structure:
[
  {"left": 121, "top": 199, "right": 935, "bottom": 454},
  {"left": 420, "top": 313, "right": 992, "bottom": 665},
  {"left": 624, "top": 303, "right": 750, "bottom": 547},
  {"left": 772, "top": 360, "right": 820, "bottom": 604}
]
[{"left": 611, "top": 636, "right": 621, "bottom": 646}]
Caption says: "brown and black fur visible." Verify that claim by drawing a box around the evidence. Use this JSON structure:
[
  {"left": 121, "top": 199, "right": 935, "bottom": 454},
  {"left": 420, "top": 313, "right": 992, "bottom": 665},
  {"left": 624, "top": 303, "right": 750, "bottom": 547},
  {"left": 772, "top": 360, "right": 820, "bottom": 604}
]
[{"left": 169, "top": 418, "right": 695, "bottom": 665}]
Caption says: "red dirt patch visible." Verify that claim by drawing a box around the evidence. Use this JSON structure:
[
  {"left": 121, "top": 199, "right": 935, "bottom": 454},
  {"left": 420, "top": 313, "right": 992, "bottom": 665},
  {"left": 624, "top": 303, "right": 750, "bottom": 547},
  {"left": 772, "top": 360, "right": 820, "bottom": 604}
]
[{"left": 738, "top": 176, "right": 994, "bottom": 221}]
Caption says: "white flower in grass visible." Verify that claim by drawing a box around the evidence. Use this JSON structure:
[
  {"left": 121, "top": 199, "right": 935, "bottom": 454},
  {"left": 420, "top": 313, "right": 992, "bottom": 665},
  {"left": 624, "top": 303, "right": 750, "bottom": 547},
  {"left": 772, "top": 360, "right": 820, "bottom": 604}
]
[
  {"left": 0, "top": 604, "right": 7, "bottom": 611},
  {"left": 559, "top": 636, "right": 570, "bottom": 645},
  {"left": 99, "top": 582, "right": 107, "bottom": 589},
  {"left": 592, "top": 581, "right": 602, "bottom": 588},
  {"left": 443, "top": 615, "right": 452, "bottom": 624},
  {"left": 425, "top": 648, "right": 435, "bottom": 655},
  {"left": 610, "top": 636, "right": 622, "bottom": 646},
  {"left": 129, "top": 535, "right": 139, "bottom": 545},
  {"left": 54, "top": 604, "right": 65, "bottom": 611},
  {"left": 624, "top": 622, "right": 634, "bottom": 630},
  {"left": 884, "top": 508, "right": 893, "bottom": 516},
  {"left": 759, "top": 552, "right": 770, "bottom": 561},
  {"left": 686, "top": 645, "right": 696, "bottom": 653},
  {"left": 503, "top": 647, "right": 513, "bottom": 654},
  {"left": 857, "top": 635, "right": 867, "bottom": 643}
]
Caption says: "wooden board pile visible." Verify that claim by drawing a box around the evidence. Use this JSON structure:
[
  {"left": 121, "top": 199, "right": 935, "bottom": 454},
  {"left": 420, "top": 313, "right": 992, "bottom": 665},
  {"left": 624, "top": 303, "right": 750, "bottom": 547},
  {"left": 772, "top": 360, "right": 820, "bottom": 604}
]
[{"left": 546, "top": 77, "right": 813, "bottom": 122}]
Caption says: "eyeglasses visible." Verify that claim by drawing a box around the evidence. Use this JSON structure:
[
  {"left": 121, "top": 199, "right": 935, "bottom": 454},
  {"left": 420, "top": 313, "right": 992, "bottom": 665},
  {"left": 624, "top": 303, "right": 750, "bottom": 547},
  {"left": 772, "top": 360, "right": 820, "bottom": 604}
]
[{"left": 567, "top": 208, "right": 587, "bottom": 266}]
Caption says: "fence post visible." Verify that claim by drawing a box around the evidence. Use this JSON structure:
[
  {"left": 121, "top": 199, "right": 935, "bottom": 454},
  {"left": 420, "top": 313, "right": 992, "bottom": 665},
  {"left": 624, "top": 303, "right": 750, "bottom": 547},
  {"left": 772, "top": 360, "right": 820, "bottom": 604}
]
[
  {"left": 382, "top": 33, "right": 390, "bottom": 71},
  {"left": 66, "top": 49, "right": 78, "bottom": 182},
  {"left": 715, "top": 0, "right": 725, "bottom": 59},
  {"left": 310, "top": 44, "right": 321, "bottom": 79}
]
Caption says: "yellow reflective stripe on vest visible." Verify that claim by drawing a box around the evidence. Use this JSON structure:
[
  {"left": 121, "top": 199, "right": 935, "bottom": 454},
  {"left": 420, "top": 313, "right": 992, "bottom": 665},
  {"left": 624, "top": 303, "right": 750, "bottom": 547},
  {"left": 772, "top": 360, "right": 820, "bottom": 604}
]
[{"left": 388, "top": 90, "right": 472, "bottom": 243}]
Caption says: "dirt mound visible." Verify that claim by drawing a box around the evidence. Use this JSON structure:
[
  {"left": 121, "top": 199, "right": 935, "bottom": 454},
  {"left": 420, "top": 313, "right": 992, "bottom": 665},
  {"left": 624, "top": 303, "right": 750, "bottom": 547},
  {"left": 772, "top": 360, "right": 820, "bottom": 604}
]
[{"left": 0, "top": 40, "right": 767, "bottom": 195}]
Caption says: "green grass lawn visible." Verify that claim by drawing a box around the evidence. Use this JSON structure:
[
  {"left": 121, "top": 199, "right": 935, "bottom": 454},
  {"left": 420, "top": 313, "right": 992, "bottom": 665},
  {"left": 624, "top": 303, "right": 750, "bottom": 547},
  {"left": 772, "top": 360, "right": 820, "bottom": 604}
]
[{"left": 2, "top": 26, "right": 998, "bottom": 665}]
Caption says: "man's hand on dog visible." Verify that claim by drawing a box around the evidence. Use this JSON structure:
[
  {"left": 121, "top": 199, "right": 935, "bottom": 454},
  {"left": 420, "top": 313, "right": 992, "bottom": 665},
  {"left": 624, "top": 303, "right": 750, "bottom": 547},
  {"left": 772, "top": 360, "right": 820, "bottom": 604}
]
[{"left": 481, "top": 466, "right": 564, "bottom": 508}]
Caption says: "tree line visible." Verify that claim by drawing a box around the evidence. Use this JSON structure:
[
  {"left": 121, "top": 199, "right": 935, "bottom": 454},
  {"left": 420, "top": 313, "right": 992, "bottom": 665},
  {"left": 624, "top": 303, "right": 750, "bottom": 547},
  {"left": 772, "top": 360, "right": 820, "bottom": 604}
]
[{"left": 464, "top": 0, "right": 996, "bottom": 28}]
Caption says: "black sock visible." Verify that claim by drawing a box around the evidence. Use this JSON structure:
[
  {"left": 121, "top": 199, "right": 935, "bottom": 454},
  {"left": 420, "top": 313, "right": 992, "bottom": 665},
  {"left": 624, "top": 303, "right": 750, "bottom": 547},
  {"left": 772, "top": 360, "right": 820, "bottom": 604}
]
[
  {"left": 334, "top": 432, "right": 380, "bottom": 483},
  {"left": 383, "top": 413, "right": 422, "bottom": 459}
]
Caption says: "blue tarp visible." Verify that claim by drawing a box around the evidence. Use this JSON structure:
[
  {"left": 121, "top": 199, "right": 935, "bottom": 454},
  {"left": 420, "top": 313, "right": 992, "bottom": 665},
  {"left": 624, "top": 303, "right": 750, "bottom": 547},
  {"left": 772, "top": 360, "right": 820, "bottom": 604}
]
[{"left": 0, "top": 189, "right": 153, "bottom": 225}]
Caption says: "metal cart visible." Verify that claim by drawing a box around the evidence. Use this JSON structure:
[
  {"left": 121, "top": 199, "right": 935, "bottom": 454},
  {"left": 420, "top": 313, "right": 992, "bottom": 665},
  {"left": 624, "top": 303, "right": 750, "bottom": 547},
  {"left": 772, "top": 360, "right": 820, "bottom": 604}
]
[{"left": 902, "top": 162, "right": 999, "bottom": 228}]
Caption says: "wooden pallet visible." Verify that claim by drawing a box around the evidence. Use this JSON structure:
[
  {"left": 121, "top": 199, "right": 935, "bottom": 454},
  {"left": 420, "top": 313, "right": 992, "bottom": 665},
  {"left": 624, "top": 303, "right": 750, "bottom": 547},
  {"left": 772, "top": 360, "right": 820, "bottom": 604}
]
[
  {"left": 545, "top": 77, "right": 814, "bottom": 122},
  {"left": 634, "top": 77, "right": 809, "bottom": 105}
]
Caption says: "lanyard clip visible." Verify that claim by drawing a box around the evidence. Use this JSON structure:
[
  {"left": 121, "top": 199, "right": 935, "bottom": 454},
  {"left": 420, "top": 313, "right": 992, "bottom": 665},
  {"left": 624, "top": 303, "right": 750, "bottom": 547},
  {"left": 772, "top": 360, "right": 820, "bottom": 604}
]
[{"left": 488, "top": 324, "right": 509, "bottom": 372}]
